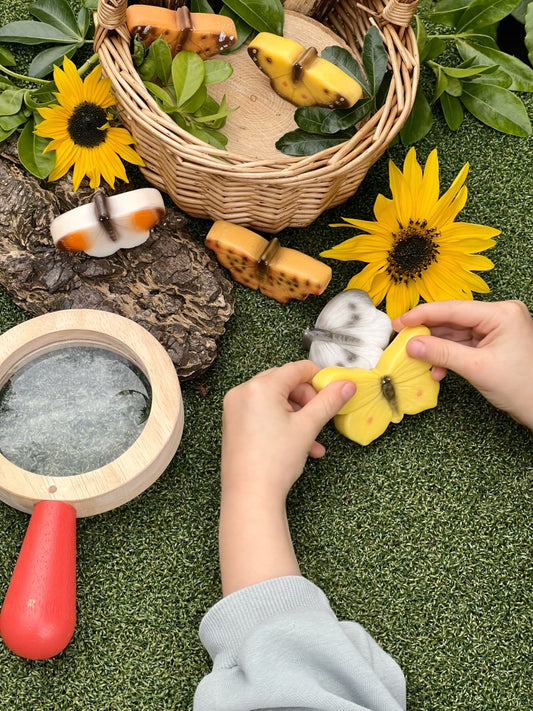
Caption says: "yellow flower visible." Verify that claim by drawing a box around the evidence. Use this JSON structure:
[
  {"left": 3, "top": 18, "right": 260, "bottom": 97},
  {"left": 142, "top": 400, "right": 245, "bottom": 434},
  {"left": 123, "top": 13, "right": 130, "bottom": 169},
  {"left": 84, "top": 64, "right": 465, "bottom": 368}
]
[
  {"left": 35, "top": 56, "right": 144, "bottom": 191},
  {"left": 321, "top": 148, "right": 499, "bottom": 319}
]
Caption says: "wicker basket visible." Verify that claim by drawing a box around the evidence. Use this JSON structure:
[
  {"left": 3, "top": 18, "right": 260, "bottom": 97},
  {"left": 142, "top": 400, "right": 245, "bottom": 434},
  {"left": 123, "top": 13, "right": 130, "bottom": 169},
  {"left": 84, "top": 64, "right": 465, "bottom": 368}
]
[{"left": 94, "top": 0, "right": 419, "bottom": 233}]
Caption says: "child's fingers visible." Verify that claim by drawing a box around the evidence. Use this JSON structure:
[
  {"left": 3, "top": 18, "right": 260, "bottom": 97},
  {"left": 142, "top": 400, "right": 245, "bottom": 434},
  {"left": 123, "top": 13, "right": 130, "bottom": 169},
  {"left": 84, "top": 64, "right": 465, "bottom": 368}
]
[
  {"left": 406, "top": 335, "right": 481, "bottom": 382},
  {"left": 298, "top": 379, "right": 356, "bottom": 433},
  {"left": 392, "top": 299, "right": 496, "bottom": 332}
]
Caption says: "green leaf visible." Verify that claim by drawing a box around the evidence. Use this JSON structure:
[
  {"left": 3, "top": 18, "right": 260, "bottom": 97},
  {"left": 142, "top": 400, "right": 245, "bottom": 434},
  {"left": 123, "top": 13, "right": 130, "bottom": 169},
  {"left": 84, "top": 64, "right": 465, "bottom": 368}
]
[
  {"left": 148, "top": 38, "right": 173, "bottom": 85},
  {"left": 191, "top": 0, "right": 214, "bottom": 12},
  {"left": 0, "top": 124, "right": 17, "bottom": 142},
  {"left": 0, "top": 88, "right": 25, "bottom": 115},
  {"left": 431, "top": 65, "right": 448, "bottom": 102},
  {"left": 456, "top": 37, "right": 533, "bottom": 91},
  {"left": 456, "top": 0, "right": 520, "bottom": 32},
  {"left": 17, "top": 117, "right": 55, "bottom": 179},
  {"left": 375, "top": 70, "right": 392, "bottom": 109},
  {"left": 187, "top": 122, "right": 228, "bottom": 149},
  {"left": 512, "top": 0, "right": 529, "bottom": 22},
  {"left": 28, "top": 43, "right": 80, "bottom": 79},
  {"left": 0, "top": 108, "right": 29, "bottom": 132},
  {"left": 29, "top": 0, "right": 81, "bottom": 38},
  {"left": 426, "top": 0, "right": 474, "bottom": 27},
  {"left": 441, "top": 63, "right": 495, "bottom": 78},
  {"left": 0, "top": 20, "right": 75, "bottom": 45},
  {"left": 468, "top": 67, "right": 512, "bottom": 87},
  {"left": 0, "top": 46, "right": 15, "bottom": 66},
  {"left": 419, "top": 36, "right": 447, "bottom": 63},
  {"left": 275, "top": 128, "right": 354, "bottom": 156},
  {"left": 77, "top": 7, "right": 92, "bottom": 37},
  {"left": 222, "top": 0, "right": 283, "bottom": 35},
  {"left": 172, "top": 51, "right": 206, "bottom": 107},
  {"left": 144, "top": 82, "right": 176, "bottom": 110},
  {"left": 400, "top": 86, "right": 433, "bottom": 144},
  {"left": 526, "top": 1, "right": 533, "bottom": 66},
  {"left": 460, "top": 81, "right": 532, "bottom": 136},
  {"left": 440, "top": 92, "right": 464, "bottom": 130},
  {"left": 445, "top": 76, "right": 463, "bottom": 96},
  {"left": 132, "top": 37, "right": 146, "bottom": 68},
  {"left": 413, "top": 15, "right": 427, "bottom": 50},
  {"left": 203, "top": 58, "right": 233, "bottom": 85},
  {"left": 195, "top": 95, "right": 229, "bottom": 128},
  {"left": 320, "top": 45, "right": 370, "bottom": 96},
  {"left": 180, "top": 85, "right": 208, "bottom": 113},
  {"left": 83, "top": 0, "right": 98, "bottom": 9},
  {"left": 220, "top": 6, "right": 253, "bottom": 52},
  {"left": 361, "top": 25, "right": 389, "bottom": 98},
  {"left": 294, "top": 98, "right": 373, "bottom": 134}
]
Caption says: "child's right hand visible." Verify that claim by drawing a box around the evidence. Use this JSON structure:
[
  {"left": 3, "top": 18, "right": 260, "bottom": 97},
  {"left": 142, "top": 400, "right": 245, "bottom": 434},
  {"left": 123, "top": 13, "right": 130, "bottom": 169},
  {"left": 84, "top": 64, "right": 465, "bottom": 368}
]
[{"left": 392, "top": 300, "right": 533, "bottom": 429}]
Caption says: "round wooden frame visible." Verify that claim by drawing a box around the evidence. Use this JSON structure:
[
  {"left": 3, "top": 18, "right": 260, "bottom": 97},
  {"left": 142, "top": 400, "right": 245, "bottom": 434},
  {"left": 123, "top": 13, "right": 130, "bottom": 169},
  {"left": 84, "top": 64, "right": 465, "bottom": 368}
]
[{"left": 0, "top": 310, "right": 184, "bottom": 517}]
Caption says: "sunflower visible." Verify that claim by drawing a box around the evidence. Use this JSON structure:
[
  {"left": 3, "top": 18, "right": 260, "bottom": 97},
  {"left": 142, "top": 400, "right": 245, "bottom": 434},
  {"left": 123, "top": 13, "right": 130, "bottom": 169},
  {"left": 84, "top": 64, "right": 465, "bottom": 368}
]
[
  {"left": 321, "top": 148, "right": 499, "bottom": 319},
  {"left": 35, "top": 56, "right": 144, "bottom": 191}
]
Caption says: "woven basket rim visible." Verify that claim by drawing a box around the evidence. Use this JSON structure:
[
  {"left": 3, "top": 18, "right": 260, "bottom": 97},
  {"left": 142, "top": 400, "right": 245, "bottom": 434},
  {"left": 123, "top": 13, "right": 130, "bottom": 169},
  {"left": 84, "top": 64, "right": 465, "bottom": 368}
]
[{"left": 95, "top": 0, "right": 419, "bottom": 178}]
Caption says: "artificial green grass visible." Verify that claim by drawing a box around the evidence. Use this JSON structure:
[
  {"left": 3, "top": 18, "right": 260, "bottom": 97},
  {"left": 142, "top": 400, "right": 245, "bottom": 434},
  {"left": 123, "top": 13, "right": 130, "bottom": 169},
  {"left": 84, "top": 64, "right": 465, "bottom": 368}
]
[{"left": 0, "top": 3, "right": 532, "bottom": 709}]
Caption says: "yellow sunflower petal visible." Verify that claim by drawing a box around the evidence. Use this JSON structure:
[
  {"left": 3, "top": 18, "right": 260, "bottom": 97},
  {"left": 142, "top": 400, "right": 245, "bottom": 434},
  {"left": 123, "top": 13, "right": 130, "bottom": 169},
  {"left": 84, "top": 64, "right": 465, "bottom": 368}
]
[
  {"left": 403, "top": 147, "right": 423, "bottom": 197},
  {"left": 53, "top": 57, "right": 84, "bottom": 108},
  {"left": 346, "top": 263, "right": 387, "bottom": 302},
  {"left": 385, "top": 281, "right": 414, "bottom": 319},
  {"left": 418, "top": 149, "right": 440, "bottom": 210},
  {"left": 426, "top": 163, "right": 469, "bottom": 225},
  {"left": 388, "top": 160, "right": 413, "bottom": 226},
  {"left": 440, "top": 221, "right": 500, "bottom": 243}
]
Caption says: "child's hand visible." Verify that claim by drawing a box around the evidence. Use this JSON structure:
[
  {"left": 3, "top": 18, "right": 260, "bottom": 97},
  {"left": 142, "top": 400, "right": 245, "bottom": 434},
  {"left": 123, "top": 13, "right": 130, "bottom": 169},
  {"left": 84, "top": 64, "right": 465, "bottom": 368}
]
[
  {"left": 392, "top": 300, "right": 533, "bottom": 429},
  {"left": 221, "top": 360, "right": 356, "bottom": 501}
]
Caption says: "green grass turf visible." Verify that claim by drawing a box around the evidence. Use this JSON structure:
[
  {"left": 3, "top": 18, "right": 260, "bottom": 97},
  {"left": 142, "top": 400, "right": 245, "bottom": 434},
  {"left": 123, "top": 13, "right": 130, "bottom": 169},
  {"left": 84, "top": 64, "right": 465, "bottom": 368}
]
[{"left": 0, "top": 2, "right": 532, "bottom": 709}]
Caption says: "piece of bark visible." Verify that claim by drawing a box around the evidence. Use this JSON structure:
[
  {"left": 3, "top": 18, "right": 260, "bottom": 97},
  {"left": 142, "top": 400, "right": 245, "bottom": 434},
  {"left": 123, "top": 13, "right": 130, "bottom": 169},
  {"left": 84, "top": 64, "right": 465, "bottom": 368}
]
[{"left": 0, "top": 144, "right": 234, "bottom": 380}]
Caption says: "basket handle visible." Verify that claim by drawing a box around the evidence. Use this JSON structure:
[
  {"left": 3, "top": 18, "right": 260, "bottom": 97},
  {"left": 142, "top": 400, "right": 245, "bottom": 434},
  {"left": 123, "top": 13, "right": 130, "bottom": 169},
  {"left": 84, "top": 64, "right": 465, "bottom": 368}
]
[
  {"left": 379, "top": 0, "right": 419, "bottom": 27},
  {"left": 94, "top": 0, "right": 130, "bottom": 51}
]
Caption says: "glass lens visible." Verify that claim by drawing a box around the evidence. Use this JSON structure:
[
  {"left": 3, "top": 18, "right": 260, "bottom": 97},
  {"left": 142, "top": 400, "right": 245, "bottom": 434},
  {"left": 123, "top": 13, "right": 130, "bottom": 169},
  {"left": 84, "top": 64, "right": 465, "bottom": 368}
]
[{"left": 0, "top": 346, "right": 152, "bottom": 476}]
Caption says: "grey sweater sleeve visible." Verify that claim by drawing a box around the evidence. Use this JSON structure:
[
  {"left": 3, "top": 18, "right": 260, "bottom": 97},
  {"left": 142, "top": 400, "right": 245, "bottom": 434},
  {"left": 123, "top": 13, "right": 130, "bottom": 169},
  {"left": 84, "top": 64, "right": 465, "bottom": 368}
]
[{"left": 193, "top": 576, "right": 406, "bottom": 711}]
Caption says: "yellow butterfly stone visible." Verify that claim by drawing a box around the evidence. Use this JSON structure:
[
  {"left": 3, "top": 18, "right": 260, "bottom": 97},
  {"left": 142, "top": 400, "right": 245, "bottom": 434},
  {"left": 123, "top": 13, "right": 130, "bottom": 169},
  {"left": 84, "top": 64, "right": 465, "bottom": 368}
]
[
  {"left": 312, "top": 326, "right": 440, "bottom": 445},
  {"left": 247, "top": 33, "right": 363, "bottom": 108}
]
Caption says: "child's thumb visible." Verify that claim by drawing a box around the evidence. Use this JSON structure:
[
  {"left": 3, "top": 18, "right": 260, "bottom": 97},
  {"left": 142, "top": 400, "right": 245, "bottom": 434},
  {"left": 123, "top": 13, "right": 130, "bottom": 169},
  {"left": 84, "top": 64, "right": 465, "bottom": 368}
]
[{"left": 305, "top": 380, "right": 356, "bottom": 429}]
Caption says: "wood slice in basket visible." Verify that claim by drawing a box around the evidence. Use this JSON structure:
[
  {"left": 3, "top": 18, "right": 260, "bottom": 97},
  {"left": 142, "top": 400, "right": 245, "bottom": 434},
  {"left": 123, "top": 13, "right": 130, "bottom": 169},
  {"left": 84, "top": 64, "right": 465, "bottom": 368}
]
[{"left": 208, "top": 11, "right": 360, "bottom": 161}]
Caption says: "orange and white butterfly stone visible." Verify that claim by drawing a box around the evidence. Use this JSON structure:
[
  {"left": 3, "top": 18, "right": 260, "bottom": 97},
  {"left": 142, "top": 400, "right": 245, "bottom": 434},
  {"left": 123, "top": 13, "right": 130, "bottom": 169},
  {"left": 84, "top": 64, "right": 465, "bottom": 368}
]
[{"left": 50, "top": 188, "right": 165, "bottom": 257}]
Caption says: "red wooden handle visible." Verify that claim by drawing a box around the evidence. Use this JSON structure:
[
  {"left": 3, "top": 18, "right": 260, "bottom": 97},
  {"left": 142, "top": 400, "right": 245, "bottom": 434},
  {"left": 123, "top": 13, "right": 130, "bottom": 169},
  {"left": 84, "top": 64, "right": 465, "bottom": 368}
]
[{"left": 0, "top": 500, "right": 77, "bottom": 659}]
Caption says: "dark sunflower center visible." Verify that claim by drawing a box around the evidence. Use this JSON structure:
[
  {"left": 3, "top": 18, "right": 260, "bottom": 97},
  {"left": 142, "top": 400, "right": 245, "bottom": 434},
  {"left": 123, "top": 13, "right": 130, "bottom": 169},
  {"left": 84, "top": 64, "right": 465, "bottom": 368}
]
[
  {"left": 67, "top": 102, "right": 108, "bottom": 148},
  {"left": 387, "top": 219, "right": 440, "bottom": 283}
]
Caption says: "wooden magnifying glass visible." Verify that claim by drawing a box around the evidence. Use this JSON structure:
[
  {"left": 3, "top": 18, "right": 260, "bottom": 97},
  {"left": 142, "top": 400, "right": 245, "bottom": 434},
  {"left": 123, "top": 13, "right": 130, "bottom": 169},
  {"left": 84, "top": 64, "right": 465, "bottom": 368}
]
[{"left": 0, "top": 310, "right": 184, "bottom": 659}]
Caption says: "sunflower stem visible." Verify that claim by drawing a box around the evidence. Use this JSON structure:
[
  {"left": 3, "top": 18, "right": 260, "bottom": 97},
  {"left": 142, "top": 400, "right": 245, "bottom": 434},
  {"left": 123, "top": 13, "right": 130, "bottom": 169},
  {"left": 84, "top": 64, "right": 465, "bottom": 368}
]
[
  {"left": 0, "top": 65, "right": 49, "bottom": 85},
  {"left": 77, "top": 53, "right": 100, "bottom": 78}
]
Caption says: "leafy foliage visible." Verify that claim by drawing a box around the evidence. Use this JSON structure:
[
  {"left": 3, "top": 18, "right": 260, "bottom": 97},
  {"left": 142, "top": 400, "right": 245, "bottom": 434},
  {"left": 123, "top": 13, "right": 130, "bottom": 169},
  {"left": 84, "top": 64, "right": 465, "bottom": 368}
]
[
  {"left": 134, "top": 39, "right": 235, "bottom": 150},
  {"left": 404, "top": 0, "right": 533, "bottom": 143},
  {"left": 276, "top": 27, "right": 390, "bottom": 156},
  {"left": 0, "top": 0, "right": 95, "bottom": 78}
]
